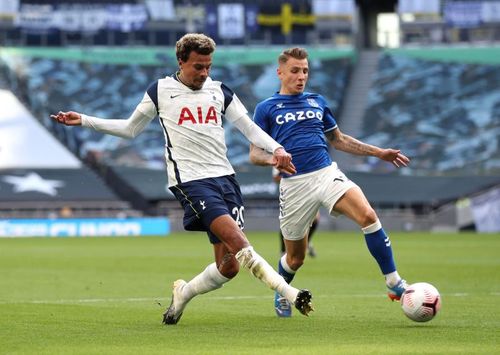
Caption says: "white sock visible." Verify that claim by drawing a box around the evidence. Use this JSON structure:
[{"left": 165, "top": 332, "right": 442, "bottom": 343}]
[
  {"left": 361, "top": 220, "right": 382, "bottom": 234},
  {"left": 182, "top": 263, "right": 230, "bottom": 301},
  {"left": 384, "top": 271, "right": 401, "bottom": 287},
  {"left": 280, "top": 254, "right": 296, "bottom": 274},
  {"left": 236, "top": 246, "right": 299, "bottom": 304}
]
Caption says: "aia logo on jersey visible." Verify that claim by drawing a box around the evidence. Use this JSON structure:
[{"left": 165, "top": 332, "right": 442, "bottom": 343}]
[{"left": 178, "top": 106, "right": 218, "bottom": 125}]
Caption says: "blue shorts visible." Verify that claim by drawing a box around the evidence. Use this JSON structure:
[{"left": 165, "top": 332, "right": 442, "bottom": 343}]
[{"left": 169, "top": 175, "right": 245, "bottom": 244}]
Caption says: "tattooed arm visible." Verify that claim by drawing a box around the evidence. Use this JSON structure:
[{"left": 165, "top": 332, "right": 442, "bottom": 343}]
[{"left": 325, "top": 128, "right": 410, "bottom": 168}]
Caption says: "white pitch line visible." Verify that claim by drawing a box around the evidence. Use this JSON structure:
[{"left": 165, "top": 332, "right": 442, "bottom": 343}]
[{"left": 0, "top": 292, "right": 497, "bottom": 305}]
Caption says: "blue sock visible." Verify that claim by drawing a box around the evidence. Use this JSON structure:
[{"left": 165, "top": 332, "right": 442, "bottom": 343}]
[
  {"left": 363, "top": 222, "right": 396, "bottom": 275},
  {"left": 278, "top": 257, "right": 295, "bottom": 284}
]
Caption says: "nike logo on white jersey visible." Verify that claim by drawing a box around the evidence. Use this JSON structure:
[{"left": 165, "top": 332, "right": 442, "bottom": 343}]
[{"left": 170, "top": 94, "right": 182, "bottom": 99}]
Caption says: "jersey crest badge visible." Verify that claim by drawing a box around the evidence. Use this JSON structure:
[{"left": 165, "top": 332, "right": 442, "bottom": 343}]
[{"left": 307, "top": 98, "right": 319, "bottom": 108}]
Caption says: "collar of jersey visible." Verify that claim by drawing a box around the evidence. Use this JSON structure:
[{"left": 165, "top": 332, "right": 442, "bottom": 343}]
[
  {"left": 172, "top": 71, "right": 192, "bottom": 89},
  {"left": 172, "top": 71, "right": 183, "bottom": 84},
  {"left": 273, "top": 92, "right": 306, "bottom": 99},
  {"left": 172, "top": 71, "right": 210, "bottom": 91}
]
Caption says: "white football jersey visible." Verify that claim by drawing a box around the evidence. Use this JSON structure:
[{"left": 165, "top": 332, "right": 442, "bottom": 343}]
[
  {"left": 82, "top": 73, "right": 281, "bottom": 187},
  {"left": 137, "top": 74, "right": 248, "bottom": 186}
]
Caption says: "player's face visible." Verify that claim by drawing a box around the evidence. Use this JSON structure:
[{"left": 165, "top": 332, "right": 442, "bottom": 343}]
[
  {"left": 178, "top": 51, "right": 212, "bottom": 90},
  {"left": 278, "top": 58, "right": 309, "bottom": 95}
]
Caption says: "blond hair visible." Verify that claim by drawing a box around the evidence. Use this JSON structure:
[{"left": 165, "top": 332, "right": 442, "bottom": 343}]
[{"left": 278, "top": 47, "right": 308, "bottom": 64}]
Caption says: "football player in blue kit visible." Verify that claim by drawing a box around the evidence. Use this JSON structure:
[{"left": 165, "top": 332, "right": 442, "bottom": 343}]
[
  {"left": 51, "top": 35, "right": 314, "bottom": 324},
  {"left": 249, "top": 47, "right": 411, "bottom": 317}
]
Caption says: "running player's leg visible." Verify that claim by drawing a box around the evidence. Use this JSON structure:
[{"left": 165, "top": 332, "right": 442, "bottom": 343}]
[
  {"left": 163, "top": 240, "right": 239, "bottom": 325},
  {"left": 272, "top": 235, "right": 307, "bottom": 315},
  {"left": 332, "top": 186, "right": 407, "bottom": 300},
  {"left": 278, "top": 173, "right": 320, "bottom": 278},
  {"left": 209, "top": 214, "right": 312, "bottom": 315},
  {"left": 275, "top": 175, "right": 319, "bottom": 316},
  {"left": 166, "top": 176, "right": 312, "bottom": 321},
  {"left": 164, "top": 178, "right": 241, "bottom": 325}
]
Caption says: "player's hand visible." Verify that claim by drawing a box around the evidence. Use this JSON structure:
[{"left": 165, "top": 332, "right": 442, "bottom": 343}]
[
  {"left": 272, "top": 147, "right": 296, "bottom": 175},
  {"left": 50, "top": 111, "right": 82, "bottom": 126},
  {"left": 379, "top": 149, "right": 410, "bottom": 168}
]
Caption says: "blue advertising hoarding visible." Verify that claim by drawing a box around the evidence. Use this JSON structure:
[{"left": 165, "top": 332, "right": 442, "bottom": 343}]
[{"left": 0, "top": 217, "right": 170, "bottom": 237}]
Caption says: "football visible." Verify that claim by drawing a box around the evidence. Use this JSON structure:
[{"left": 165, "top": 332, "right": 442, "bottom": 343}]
[{"left": 400, "top": 282, "right": 441, "bottom": 322}]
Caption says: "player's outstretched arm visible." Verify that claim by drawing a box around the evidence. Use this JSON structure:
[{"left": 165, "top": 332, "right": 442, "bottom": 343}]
[
  {"left": 326, "top": 128, "right": 410, "bottom": 168},
  {"left": 50, "top": 108, "right": 155, "bottom": 139},
  {"left": 50, "top": 111, "right": 82, "bottom": 126},
  {"left": 50, "top": 91, "right": 157, "bottom": 139}
]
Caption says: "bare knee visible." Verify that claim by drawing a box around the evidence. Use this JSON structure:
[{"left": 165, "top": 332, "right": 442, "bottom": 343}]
[
  {"left": 218, "top": 253, "right": 240, "bottom": 279},
  {"left": 287, "top": 254, "right": 305, "bottom": 271},
  {"left": 359, "top": 208, "right": 378, "bottom": 228},
  {"left": 213, "top": 225, "right": 249, "bottom": 254}
]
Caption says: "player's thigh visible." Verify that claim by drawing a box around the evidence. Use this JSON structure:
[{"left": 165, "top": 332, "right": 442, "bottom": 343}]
[
  {"left": 279, "top": 177, "right": 321, "bottom": 241},
  {"left": 332, "top": 186, "right": 377, "bottom": 227},
  {"left": 318, "top": 164, "right": 358, "bottom": 216},
  {"left": 207, "top": 176, "right": 248, "bottom": 252},
  {"left": 170, "top": 179, "right": 227, "bottom": 230},
  {"left": 220, "top": 175, "right": 246, "bottom": 230}
]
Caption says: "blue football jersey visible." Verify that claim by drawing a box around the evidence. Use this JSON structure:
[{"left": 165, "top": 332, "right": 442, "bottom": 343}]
[{"left": 253, "top": 92, "right": 338, "bottom": 177}]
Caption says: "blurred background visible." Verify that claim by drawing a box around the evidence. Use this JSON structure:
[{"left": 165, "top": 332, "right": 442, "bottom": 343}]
[{"left": 0, "top": 0, "right": 499, "bottom": 236}]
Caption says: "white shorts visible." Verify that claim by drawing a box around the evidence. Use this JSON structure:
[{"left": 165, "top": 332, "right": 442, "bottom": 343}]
[{"left": 279, "top": 163, "right": 357, "bottom": 241}]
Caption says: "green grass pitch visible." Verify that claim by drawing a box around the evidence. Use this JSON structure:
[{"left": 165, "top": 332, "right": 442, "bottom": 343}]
[{"left": 1, "top": 231, "right": 498, "bottom": 354}]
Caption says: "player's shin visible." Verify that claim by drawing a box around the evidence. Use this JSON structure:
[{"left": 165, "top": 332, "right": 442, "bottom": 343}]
[
  {"left": 182, "top": 262, "right": 230, "bottom": 300},
  {"left": 278, "top": 254, "right": 296, "bottom": 284},
  {"left": 235, "top": 246, "right": 299, "bottom": 303},
  {"left": 362, "top": 220, "right": 400, "bottom": 286}
]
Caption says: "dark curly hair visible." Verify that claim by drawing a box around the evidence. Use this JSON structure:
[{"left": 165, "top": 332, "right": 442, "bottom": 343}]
[{"left": 176, "top": 33, "right": 216, "bottom": 62}]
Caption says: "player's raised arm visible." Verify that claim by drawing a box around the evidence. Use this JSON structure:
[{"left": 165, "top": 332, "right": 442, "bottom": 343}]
[{"left": 325, "top": 127, "right": 410, "bottom": 168}]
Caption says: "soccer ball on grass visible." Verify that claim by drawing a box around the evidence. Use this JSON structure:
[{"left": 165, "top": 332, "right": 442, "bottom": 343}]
[{"left": 400, "top": 282, "right": 441, "bottom": 322}]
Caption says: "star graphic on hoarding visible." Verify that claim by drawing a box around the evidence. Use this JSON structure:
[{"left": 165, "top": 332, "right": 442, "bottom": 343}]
[{"left": 2, "top": 172, "right": 65, "bottom": 196}]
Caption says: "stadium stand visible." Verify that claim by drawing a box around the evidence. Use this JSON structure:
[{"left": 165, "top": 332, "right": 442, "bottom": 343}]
[
  {"left": 1, "top": 1, "right": 499, "bottom": 231},
  {"left": 0, "top": 47, "right": 352, "bottom": 170},
  {"left": 1, "top": 0, "right": 349, "bottom": 47},
  {"left": 358, "top": 50, "right": 500, "bottom": 176}
]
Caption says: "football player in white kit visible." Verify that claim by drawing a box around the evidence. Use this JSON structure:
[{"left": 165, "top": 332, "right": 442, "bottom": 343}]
[
  {"left": 51, "top": 34, "right": 314, "bottom": 324},
  {"left": 250, "top": 47, "right": 411, "bottom": 317}
]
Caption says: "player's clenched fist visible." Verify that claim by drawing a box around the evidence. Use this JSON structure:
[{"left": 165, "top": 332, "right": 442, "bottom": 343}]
[{"left": 50, "top": 111, "right": 82, "bottom": 126}]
